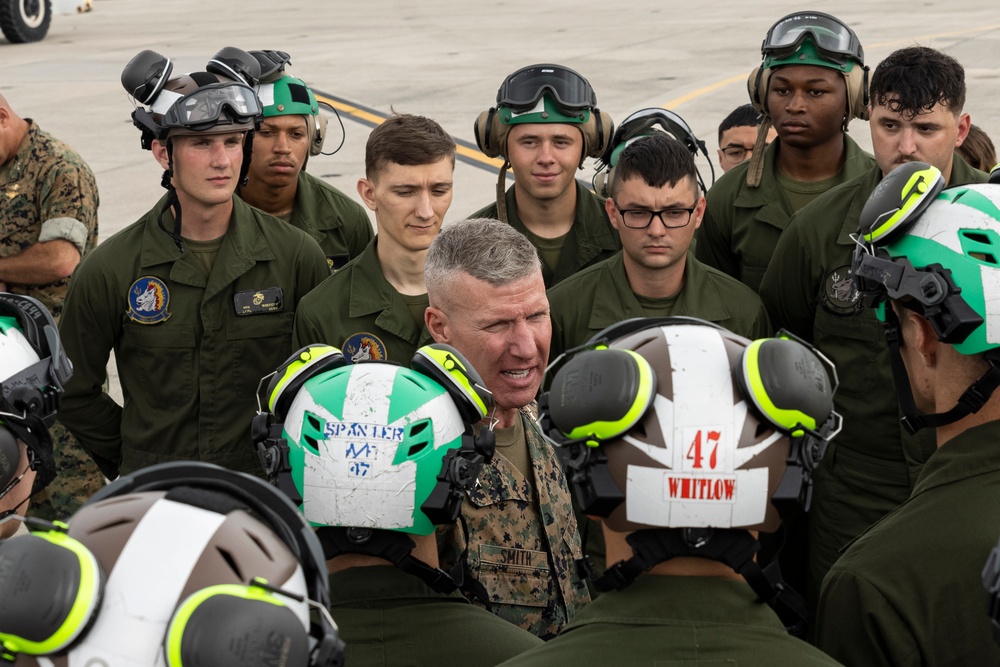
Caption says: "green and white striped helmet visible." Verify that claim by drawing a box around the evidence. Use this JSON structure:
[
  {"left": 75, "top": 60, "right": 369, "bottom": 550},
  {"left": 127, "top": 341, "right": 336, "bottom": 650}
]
[{"left": 280, "top": 361, "right": 468, "bottom": 536}]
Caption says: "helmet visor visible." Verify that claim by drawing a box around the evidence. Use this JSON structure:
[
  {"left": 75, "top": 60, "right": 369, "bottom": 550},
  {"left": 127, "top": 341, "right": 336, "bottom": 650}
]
[
  {"left": 497, "top": 64, "right": 596, "bottom": 112},
  {"left": 763, "top": 12, "right": 863, "bottom": 65},
  {"left": 162, "top": 83, "right": 262, "bottom": 131}
]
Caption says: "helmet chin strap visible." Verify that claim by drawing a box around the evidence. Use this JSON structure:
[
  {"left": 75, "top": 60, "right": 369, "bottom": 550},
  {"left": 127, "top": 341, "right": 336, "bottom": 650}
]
[
  {"left": 883, "top": 305, "right": 1000, "bottom": 434},
  {"left": 594, "top": 527, "right": 807, "bottom": 636},
  {"left": 157, "top": 141, "right": 185, "bottom": 252}
]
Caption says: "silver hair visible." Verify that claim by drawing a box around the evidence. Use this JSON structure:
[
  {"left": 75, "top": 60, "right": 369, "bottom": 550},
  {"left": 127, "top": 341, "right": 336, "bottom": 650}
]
[{"left": 425, "top": 218, "right": 541, "bottom": 299}]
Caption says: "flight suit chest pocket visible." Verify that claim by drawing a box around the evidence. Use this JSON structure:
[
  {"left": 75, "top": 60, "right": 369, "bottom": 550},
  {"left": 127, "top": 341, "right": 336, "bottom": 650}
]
[
  {"left": 121, "top": 325, "right": 196, "bottom": 409},
  {"left": 227, "top": 312, "right": 294, "bottom": 398}
]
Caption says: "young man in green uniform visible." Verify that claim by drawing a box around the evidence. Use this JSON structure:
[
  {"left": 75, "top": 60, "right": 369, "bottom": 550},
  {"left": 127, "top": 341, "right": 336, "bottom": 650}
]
[
  {"left": 0, "top": 92, "right": 104, "bottom": 519},
  {"left": 58, "top": 49, "right": 329, "bottom": 480},
  {"left": 817, "top": 170, "right": 1000, "bottom": 665},
  {"left": 548, "top": 132, "right": 770, "bottom": 361},
  {"left": 293, "top": 114, "right": 455, "bottom": 364},
  {"left": 239, "top": 52, "right": 373, "bottom": 273},
  {"left": 254, "top": 344, "right": 543, "bottom": 665},
  {"left": 759, "top": 47, "right": 985, "bottom": 607},
  {"left": 695, "top": 11, "right": 875, "bottom": 292},
  {"left": 504, "top": 319, "right": 842, "bottom": 665},
  {"left": 717, "top": 103, "right": 776, "bottom": 173},
  {"left": 470, "top": 64, "right": 619, "bottom": 287},
  {"left": 425, "top": 219, "right": 590, "bottom": 638}
]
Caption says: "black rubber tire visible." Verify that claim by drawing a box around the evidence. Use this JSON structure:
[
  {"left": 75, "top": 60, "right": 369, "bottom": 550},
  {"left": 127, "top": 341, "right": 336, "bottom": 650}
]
[{"left": 0, "top": 0, "right": 52, "bottom": 43}]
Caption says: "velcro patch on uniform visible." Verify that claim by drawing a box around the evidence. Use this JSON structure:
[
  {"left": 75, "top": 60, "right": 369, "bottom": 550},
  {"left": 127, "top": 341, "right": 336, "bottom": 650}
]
[
  {"left": 233, "top": 287, "right": 284, "bottom": 316},
  {"left": 479, "top": 544, "right": 549, "bottom": 573},
  {"left": 127, "top": 276, "right": 170, "bottom": 324}
]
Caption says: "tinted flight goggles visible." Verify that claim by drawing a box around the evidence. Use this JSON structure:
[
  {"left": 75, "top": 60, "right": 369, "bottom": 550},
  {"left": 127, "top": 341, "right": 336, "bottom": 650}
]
[
  {"left": 763, "top": 12, "right": 863, "bottom": 65},
  {"left": 497, "top": 64, "right": 596, "bottom": 112},
  {"left": 161, "top": 82, "right": 262, "bottom": 131}
]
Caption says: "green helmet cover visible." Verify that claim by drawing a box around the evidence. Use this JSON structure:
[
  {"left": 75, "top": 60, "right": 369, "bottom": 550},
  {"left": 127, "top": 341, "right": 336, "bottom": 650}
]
[
  {"left": 281, "top": 362, "right": 468, "bottom": 535},
  {"left": 882, "top": 185, "right": 1000, "bottom": 355},
  {"left": 500, "top": 95, "right": 590, "bottom": 126},
  {"left": 259, "top": 75, "right": 319, "bottom": 118},
  {"left": 763, "top": 37, "right": 857, "bottom": 74}
]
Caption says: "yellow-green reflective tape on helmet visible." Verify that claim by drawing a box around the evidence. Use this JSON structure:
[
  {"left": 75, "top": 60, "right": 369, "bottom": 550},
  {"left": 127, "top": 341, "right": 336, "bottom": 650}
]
[
  {"left": 421, "top": 346, "right": 488, "bottom": 419},
  {"left": 0, "top": 532, "right": 100, "bottom": 655},
  {"left": 865, "top": 166, "right": 940, "bottom": 243},
  {"left": 267, "top": 345, "right": 341, "bottom": 414},
  {"left": 565, "top": 349, "right": 655, "bottom": 443},
  {"left": 744, "top": 339, "right": 816, "bottom": 437}
]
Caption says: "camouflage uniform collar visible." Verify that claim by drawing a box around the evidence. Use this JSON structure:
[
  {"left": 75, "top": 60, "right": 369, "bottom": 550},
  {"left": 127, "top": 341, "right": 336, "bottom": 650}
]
[{"left": 0, "top": 119, "right": 39, "bottom": 183}]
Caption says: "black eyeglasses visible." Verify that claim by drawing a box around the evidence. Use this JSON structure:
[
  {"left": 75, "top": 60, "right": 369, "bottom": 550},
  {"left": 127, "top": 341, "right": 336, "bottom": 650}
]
[
  {"left": 613, "top": 201, "right": 698, "bottom": 229},
  {"left": 721, "top": 145, "right": 755, "bottom": 162}
]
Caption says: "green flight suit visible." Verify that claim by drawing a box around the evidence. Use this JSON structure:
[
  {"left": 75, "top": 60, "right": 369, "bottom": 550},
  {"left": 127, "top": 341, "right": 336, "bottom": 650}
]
[
  {"left": 470, "top": 181, "right": 620, "bottom": 287},
  {"left": 817, "top": 420, "right": 1000, "bottom": 667},
  {"left": 759, "top": 157, "right": 988, "bottom": 607},
  {"left": 499, "top": 575, "right": 843, "bottom": 667},
  {"left": 695, "top": 135, "right": 876, "bottom": 292},
  {"left": 287, "top": 171, "right": 373, "bottom": 272},
  {"left": 58, "top": 195, "right": 329, "bottom": 479},
  {"left": 548, "top": 251, "right": 771, "bottom": 360},
  {"left": 438, "top": 409, "right": 590, "bottom": 639},
  {"left": 329, "top": 566, "right": 543, "bottom": 667},
  {"left": 293, "top": 237, "right": 432, "bottom": 364}
]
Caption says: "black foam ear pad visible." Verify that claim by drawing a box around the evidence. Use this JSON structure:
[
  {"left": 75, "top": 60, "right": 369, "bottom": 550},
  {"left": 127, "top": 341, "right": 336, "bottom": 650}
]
[
  {"left": 0, "top": 426, "right": 19, "bottom": 492},
  {"left": 0, "top": 531, "right": 104, "bottom": 655},
  {"left": 266, "top": 346, "right": 347, "bottom": 422},
  {"left": 165, "top": 588, "right": 310, "bottom": 667},
  {"left": 411, "top": 344, "right": 493, "bottom": 426}
]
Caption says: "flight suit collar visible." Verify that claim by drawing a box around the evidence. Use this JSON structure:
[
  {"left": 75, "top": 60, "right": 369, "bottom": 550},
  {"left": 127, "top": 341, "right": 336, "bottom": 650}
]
[
  {"left": 910, "top": 421, "right": 1000, "bottom": 500},
  {"left": 347, "top": 237, "right": 428, "bottom": 344},
  {"left": 290, "top": 171, "right": 343, "bottom": 235},
  {"left": 585, "top": 252, "right": 730, "bottom": 331}
]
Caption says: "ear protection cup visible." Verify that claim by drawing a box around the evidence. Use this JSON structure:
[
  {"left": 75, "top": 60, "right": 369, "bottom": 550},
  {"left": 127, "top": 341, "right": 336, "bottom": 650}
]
[
  {"left": 0, "top": 426, "right": 19, "bottom": 492},
  {"left": 585, "top": 109, "right": 614, "bottom": 162},
  {"left": 411, "top": 344, "right": 493, "bottom": 426},
  {"left": 0, "top": 531, "right": 103, "bottom": 656},
  {"left": 546, "top": 348, "right": 656, "bottom": 444},
  {"left": 267, "top": 345, "right": 347, "bottom": 421},
  {"left": 474, "top": 107, "right": 503, "bottom": 158},
  {"left": 736, "top": 337, "right": 835, "bottom": 437},
  {"left": 309, "top": 112, "right": 328, "bottom": 156},
  {"left": 860, "top": 162, "right": 944, "bottom": 245},
  {"left": 164, "top": 583, "right": 310, "bottom": 667},
  {"left": 748, "top": 67, "right": 766, "bottom": 115}
]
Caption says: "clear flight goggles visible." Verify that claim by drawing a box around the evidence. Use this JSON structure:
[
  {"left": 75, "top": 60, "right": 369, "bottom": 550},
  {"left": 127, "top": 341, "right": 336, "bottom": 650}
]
[
  {"left": 496, "top": 63, "right": 596, "bottom": 112},
  {"left": 160, "top": 82, "right": 262, "bottom": 131},
  {"left": 762, "top": 11, "right": 863, "bottom": 65}
]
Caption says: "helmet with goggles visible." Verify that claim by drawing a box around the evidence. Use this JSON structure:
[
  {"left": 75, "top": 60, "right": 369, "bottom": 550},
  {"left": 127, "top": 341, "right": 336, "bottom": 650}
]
[
  {"left": 593, "top": 107, "right": 715, "bottom": 198},
  {"left": 0, "top": 294, "right": 70, "bottom": 504},
  {"left": 853, "top": 162, "right": 1000, "bottom": 432}
]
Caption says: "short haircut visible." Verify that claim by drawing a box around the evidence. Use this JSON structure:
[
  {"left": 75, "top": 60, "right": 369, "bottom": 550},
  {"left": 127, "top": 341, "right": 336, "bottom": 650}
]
[
  {"left": 957, "top": 124, "right": 997, "bottom": 172},
  {"left": 718, "top": 103, "right": 763, "bottom": 143},
  {"left": 870, "top": 46, "right": 966, "bottom": 117},
  {"left": 425, "top": 218, "right": 540, "bottom": 303},
  {"left": 609, "top": 134, "right": 698, "bottom": 199},
  {"left": 364, "top": 113, "right": 456, "bottom": 179}
]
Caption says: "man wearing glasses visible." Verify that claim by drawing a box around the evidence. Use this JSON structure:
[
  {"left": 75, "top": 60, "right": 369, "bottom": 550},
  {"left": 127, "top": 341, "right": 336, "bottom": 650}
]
[
  {"left": 696, "top": 12, "right": 875, "bottom": 293},
  {"left": 717, "top": 104, "right": 777, "bottom": 173},
  {"left": 548, "top": 133, "right": 770, "bottom": 361},
  {"left": 470, "top": 64, "right": 619, "bottom": 287}
]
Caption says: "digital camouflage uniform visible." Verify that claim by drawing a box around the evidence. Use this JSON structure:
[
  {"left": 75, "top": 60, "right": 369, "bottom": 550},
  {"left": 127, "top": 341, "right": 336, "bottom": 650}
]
[
  {"left": 293, "top": 237, "right": 433, "bottom": 364},
  {"left": 547, "top": 251, "right": 771, "bottom": 360},
  {"left": 284, "top": 170, "right": 373, "bottom": 272},
  {"left": 329, "top": 565, "right": 543, "bottom": 666},
  {"left": 0, "top": 120, "right": 104, "bottom": 520},
  {"left": 499, "top": 575, "right": 843, "bottom": 667},
  {"left": 59, "top": 195, "right": 328, "bottom": 479},
  {"left": 817, "top": 420, "right": 1000, "bottom": 666},
  {"left": 438, "top": 409, "right": 590, "bottom": 639},
  {"left": 759, "top": 157, "right": 987, "bottom": 606},
  {"left": 470, "top": 182, "right": 620, "bottom": 287},
  {"left": 695, "top": 136, "right": 875, "bottom": 292}
]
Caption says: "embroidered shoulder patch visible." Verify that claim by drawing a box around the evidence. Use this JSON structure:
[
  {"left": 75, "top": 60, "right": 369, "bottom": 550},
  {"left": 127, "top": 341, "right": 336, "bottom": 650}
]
[
  {"left": 126, "top": 276, "right": 170, "bottom": 324},
  {"left": 822, "top": 265, "right": 863, "bottom": 315},
  {"left": 343, "top": 333, "right": 387, "bottom": 364}
]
